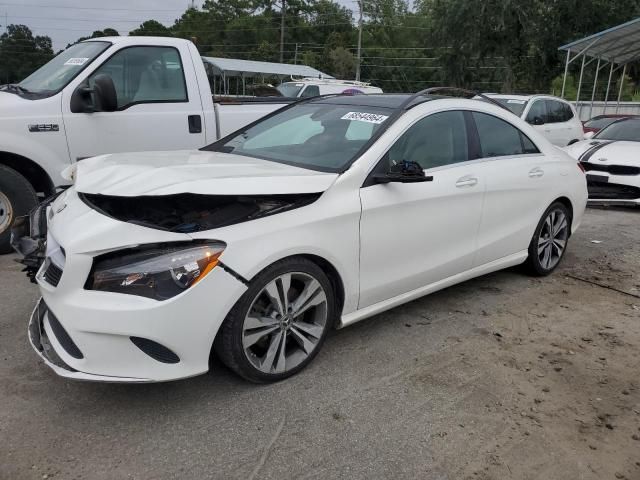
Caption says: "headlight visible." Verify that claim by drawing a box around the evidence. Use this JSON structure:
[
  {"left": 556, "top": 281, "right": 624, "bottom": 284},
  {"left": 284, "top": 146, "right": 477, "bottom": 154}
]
[{"left": 86, "top": 242, "right": 226, "bottom": 300}]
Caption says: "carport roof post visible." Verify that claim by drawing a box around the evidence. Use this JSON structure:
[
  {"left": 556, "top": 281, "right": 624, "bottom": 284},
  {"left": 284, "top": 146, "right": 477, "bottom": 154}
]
[{"left": 558, "top": 17, "right": 640, "bottom": 115}]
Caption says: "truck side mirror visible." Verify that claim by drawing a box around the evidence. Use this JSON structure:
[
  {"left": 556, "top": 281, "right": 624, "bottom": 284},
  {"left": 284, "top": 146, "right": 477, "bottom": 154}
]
[
  {"left": 70, "top": 74, "right": 118, "bottom": 113},
  {"left": 93, "top": 74, "right": 117, "bottom": 112}
]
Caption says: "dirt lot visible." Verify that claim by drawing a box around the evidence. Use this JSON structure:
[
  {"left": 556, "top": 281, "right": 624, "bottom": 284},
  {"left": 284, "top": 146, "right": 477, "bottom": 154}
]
[{"left": 1, "top": 207, "right": 639, "bottom": 480}]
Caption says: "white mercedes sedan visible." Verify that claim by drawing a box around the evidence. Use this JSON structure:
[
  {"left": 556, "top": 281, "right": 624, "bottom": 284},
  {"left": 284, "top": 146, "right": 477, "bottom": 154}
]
[{"left": 16, "top": 90, "right": 588, "bottom": 383}]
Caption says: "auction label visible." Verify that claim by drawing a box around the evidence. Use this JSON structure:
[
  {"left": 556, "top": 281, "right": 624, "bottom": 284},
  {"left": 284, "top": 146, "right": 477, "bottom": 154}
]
[
  {"left": 64, "top": 58, "right": 90, "bottom": 66},
  {"left": 341, "top": 112, "right": 389, "bottom": 124}
]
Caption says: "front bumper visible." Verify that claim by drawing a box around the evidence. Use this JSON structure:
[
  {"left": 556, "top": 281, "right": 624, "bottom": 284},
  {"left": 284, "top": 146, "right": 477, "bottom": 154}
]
[
  {"left": 30, "top": 257, "right": 248, "bottom": 383},
  {"left": 586, "top": 174, "right": 640, "bottom": 205},
  {"left": 29, "top": 298, "right": 152, "bottom": 382}
]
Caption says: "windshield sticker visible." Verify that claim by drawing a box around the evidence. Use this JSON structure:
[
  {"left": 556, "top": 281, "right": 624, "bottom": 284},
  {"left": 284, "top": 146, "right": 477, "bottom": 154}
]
[
  {"left": 64, "top": 57, "right": 90, "bottom": 66},
  {"left": 341, "top": 112, "right": 389, "bottom": 124},
  {"left": 507, "top": 99, "right": 526, "bottom": 104}
]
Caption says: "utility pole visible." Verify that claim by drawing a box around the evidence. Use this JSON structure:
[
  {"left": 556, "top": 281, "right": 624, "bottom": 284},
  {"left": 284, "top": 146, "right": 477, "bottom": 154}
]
[
  {"left": 280, "top": 0, "right": 286, "bottom": 63},
  {"left": 355, "top": 0, "right": 363, "bottom": 81},
  {"left": 294, "top": 43, "right": 299, "bottom": 65}
]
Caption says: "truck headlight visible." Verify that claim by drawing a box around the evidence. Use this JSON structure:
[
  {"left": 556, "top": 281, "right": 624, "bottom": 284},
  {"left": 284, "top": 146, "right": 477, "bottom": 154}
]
[{"left": 86, "top": 242, "right": 226, "bottom": 300}]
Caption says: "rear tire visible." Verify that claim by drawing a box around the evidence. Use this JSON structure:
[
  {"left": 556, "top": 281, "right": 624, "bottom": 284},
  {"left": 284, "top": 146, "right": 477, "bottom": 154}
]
[
  {"left": 0, "top": 165, "right": 38, "bottom": 254},
  {"left": 215, "top": 257, "right": 336, "bottom": 383},
  {"left": 524, "top": 202, "right": 571, "bottom": 276}
]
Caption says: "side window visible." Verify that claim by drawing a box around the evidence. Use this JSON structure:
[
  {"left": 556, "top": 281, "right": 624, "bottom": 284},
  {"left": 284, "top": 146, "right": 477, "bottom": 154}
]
[
  {"left": 387, "top": 111, "right": 469, "bottom": 170},
  {"left": 473, "top": 112, "right": 539, "bottom": 157},
  {"left": 89, "top": 46, "right": 188, "bottom": 109},
  {"left": 526, "top": 100, "right": 547, "bottom": 124},
  {"left": 545, "top": 100, "right": 565, "bottom": 123},
  {"left": 300, "top": 85, "right": 320, "bottom": 98},
  {"left": 562, "top": 103, "right": 574, "bottom": 121}
]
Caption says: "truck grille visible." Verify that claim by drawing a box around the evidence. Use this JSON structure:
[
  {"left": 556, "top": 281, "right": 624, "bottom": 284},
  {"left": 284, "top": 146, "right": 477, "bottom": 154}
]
[{"left": 43, "top": 261, "right": 63, "bottom": 287}]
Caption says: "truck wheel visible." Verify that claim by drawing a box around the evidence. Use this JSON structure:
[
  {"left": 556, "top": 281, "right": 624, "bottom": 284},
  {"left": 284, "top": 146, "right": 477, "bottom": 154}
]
[{"left": 0, "top": 165, "right": 38, "bottom": 254}]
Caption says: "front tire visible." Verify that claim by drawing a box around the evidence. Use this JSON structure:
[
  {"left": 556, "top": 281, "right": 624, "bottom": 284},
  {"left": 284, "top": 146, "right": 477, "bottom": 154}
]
[
  {"left": 0, "top": 165, "right": 38, "bottom": 254},
  {"left": 524, "top": 202, "right": 571, "bottom": 276},
  {"left": 215, "top": 257, "right": 336, "bottom": 383}
]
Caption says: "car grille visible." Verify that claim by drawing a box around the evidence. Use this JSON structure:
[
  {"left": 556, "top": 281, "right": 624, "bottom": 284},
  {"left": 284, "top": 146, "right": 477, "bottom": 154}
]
[
  {"left": 587, "top": 181, "right": 640, "bottom": 200},
  {"left": 130, "top": 337, "right": 180, "bottom": 364},
  {"left": 582, "top": 162, "right": 640, "bottom": 176},
  {"left": 43, "top": 261, "right": 63, "bottom": 287}
]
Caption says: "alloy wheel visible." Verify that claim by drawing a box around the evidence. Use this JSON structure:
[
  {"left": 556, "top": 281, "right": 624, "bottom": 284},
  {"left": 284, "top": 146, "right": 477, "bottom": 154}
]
[
  {"left": 537, "top": 209, "right": 569, "bottom": 270},
  {"left": 0, "top": 191, "right": 13, "bottom": 233},
  {"left": 242, "top": 272, "right": 328, "bottom": 374}
]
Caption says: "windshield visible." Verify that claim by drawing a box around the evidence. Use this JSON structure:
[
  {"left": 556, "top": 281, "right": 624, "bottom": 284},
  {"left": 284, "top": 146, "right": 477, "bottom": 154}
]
[
  {"left": 585, "top": 116, "right": 630, "bottom": 130},
  {"left": 594, "top": 119, "right": 640, "bottom": 142},
  {"left": 19, "top": 41, "right": 110, "bottom": 94},
  {"left": 277, "top": 83, "right": 304, "bottom": 98},
  {"left": 207, "top": 103, "right": 393, "bottom": 172},
  {"left": 494, "top": 98, "right": 528, "bottom": 116}
]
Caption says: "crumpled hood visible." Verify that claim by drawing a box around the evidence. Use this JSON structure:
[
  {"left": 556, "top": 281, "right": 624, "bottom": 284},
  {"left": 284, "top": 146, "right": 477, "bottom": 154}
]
[
  {"left": 565, "top": 140, "right": 640, "bottom": 166},
  {"left": 72, "top": 150, "right": 339, "bottom": 196}
]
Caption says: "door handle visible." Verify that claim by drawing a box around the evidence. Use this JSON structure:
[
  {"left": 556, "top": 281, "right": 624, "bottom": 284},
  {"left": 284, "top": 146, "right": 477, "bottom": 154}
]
[
  {"left": 188, "top": 115, "right": 202, "bottom": 134},
  {"left": 455, "top": 176, "right": 478, "bottom": 188},
  {"left": 529, "top": 167, "right": 544, "bottom": 178}
]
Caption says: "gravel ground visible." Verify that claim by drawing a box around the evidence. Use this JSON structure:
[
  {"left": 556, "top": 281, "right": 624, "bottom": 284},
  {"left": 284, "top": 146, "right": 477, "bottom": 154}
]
[{"left": 1, "top": 207, "right": 639, "bottom": 480}]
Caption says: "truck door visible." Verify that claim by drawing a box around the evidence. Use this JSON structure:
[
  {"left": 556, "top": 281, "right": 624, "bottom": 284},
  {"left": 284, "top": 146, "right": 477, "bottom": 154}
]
[{"left": 62, "top": 44, "right": 205, "bottom": 161}]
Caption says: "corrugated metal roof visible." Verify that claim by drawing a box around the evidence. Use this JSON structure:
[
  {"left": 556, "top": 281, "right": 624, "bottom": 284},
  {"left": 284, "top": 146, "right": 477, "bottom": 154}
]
[
  {"left": 559, "top": 17, "right": 640, "bottom": 64},
  {"left": 202, "top": 56, "right": 333, "bottom": 79}
]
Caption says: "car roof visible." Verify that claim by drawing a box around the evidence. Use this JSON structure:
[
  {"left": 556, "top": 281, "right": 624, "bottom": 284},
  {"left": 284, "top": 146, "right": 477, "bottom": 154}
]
[{"left": 310, "top": 94, "right": 413, "bottom": 109}]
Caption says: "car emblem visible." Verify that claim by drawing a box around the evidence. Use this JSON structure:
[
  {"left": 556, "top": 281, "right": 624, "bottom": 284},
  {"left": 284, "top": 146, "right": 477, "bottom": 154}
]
[{"left": 597, "top": 157, "right": 608, "bottom": 162}]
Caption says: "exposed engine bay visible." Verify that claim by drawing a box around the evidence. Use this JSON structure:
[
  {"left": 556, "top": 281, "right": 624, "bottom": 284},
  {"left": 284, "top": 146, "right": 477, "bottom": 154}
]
[{"left": 80, "top": 192, "right": 321, "bottom": 233}]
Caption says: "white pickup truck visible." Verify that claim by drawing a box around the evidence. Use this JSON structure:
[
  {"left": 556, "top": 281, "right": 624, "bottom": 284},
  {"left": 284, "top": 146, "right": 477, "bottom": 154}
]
[{"left": 0, "top": 36, "right": 291, "bottom": 252}]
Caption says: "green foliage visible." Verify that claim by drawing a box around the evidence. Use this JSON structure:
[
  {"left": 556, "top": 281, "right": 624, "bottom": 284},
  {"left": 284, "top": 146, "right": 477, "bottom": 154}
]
[
  {"left": 0, "top": 25, "right": 53, "bottom": 84},
  {"left": 6, "top": 0, "right": 640, "bottom": 93},
  {"left": 551, "top": 75, "right": 577, "bottom": 101}
]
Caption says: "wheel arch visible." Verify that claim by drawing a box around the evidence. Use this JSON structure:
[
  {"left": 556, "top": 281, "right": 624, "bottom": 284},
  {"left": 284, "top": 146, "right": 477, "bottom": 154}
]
[
  {"left": 0, "top": 151, "right": 55, "bottom": 196},
  {"left": 552, "top": 196, "right": 574, "bottom": 234}
]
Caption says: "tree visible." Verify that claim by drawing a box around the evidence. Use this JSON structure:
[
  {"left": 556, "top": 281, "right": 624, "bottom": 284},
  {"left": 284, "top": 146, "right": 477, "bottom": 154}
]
[
  {"left": 329, "top": 47, "right": 356, "bottom": 78},
  {"left": 0, "top": 25, "right": 53, "bottom": 84},
  {"left": 129, "top": 20, "right": 172, "bottom": 37}
]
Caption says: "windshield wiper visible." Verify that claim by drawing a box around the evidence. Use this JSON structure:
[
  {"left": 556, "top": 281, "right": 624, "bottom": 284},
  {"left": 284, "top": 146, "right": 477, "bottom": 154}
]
[{"left": 0, "top": 83, "right": 31, "bottom": 95}]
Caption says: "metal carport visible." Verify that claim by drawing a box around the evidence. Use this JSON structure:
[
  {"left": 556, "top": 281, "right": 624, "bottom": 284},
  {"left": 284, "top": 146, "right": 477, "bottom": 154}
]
[
  {"left": 559, "top": 17, "right": 640, "bottom": 118},
  {"left": 201, "top": 57, "right": 333, "bottom": 95}
]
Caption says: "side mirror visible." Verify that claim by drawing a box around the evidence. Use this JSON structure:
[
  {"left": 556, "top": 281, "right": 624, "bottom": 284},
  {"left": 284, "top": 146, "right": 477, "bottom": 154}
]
[
  {"left": 69, "top": 74, "right": 117, "bottom": 113},
  {"left": 93, "top": 74, "right": 117, "bottom": 112},
  {"left": 583, "top": 131, "right": 595, "bottom": 140},
  {"left": 373, "top": 160, "right": 434, "bottom": 184},
  {"left": 529, "top": 116, "right": 545, "bottom": 126}
]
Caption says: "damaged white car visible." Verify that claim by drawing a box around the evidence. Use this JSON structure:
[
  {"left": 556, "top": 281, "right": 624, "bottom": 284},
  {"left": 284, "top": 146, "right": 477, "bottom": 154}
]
[
  {"left": 14, "top": 90, "right": 588, "bottom": 383},
  {"left": 565, "top": 117, "right": 640, "bottom": 205}
]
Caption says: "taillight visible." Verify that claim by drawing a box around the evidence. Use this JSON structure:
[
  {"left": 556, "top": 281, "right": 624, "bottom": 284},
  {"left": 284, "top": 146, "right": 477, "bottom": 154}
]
[{"left": 577, "top": 162, "right": 586, "bottom": 173}]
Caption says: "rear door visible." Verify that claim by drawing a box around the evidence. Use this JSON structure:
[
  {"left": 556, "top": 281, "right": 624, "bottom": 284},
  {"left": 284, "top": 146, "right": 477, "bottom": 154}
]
[
  {"left": 62, "top": 43, "right": 205, "bottom": 161},
  {"left": 545, "top": 99, "right": 575, "bottom": 146},
  {"left": 471, "top": 111, "right": 555, "bottom": 266},
  {"left": 358, "top": 110, "right": 485, "bottom": 308},
  {"left": 525, "top": 99, "right": 553, "bottom": 142}
]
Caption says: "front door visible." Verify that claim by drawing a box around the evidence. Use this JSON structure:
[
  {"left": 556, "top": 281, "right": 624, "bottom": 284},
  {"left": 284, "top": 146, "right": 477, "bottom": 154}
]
[
  {"left": 62, "top": 44, "right": 205, "bottom": 162},
  {"left": 358, "top": 110, "right": 485, "bottom": 308}
]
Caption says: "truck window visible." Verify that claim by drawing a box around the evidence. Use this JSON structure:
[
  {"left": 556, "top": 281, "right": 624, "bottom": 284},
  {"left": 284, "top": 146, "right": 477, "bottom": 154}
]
[
  {"left": 89, "top": 46, "right": 188, "bottom": 109},
  {"left": 300, "top": 85, "right": 320, "bottom": 98}
]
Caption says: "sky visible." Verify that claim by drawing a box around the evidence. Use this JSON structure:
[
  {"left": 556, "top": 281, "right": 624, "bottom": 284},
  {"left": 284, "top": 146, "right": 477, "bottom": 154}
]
[
  {"left": 0, "top": 0, "right": 357, "bottom": 51},
  {"left": 0, "top": 0, "right": 205, "bottom": 50}
]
